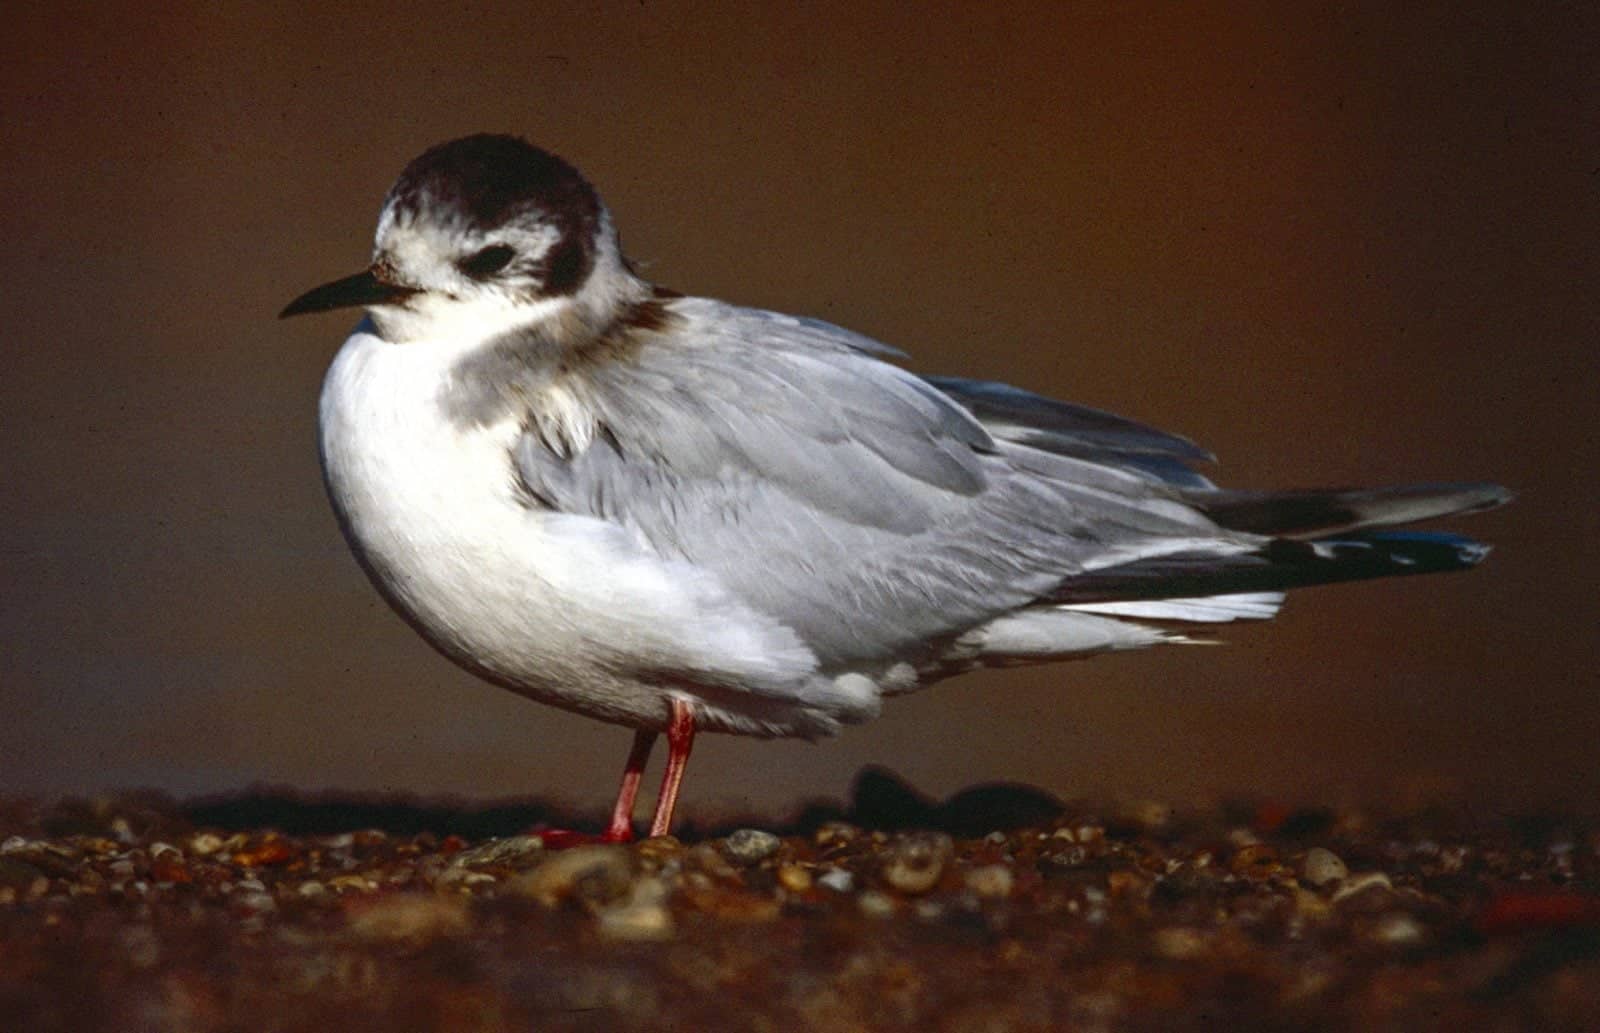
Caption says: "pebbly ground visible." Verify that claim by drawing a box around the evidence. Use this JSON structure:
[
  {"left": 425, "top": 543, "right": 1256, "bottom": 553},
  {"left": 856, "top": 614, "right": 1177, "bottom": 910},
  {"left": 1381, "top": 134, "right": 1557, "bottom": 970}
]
[{"left": 2, "top": 771, "right": 1598, "bottom": 1032}]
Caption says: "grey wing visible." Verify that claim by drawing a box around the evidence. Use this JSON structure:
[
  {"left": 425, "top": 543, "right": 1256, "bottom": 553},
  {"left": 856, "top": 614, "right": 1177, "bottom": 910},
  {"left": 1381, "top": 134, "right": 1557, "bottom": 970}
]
[
  {"left": 922, "top": 376, "right": 1217, "bottom": 489},
  {"left": 513, "top": 299, "right": 1245, "bottom": 672}
]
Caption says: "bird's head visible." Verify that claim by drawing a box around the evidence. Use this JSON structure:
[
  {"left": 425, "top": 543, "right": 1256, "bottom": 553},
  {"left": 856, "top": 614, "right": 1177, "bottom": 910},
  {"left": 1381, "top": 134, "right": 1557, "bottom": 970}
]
[{"left": 282, "top": 134, "right": 640, "bottom": 344}]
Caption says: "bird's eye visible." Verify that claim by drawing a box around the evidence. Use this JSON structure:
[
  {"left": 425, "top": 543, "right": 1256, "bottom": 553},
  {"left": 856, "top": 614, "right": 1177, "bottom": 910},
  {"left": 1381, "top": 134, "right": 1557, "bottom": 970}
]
[{"left": 459, "top": 244, "right": 516, "bottom": 279}]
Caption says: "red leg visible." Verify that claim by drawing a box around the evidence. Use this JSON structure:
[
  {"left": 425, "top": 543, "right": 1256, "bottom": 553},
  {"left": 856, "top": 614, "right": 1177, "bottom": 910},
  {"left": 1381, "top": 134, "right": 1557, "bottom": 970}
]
[
  {"left": 647, "top": 698, "right": 696, "bottom": 838},
  {"left": 602, "top": 728, "right": 657, "bottom": 843}
]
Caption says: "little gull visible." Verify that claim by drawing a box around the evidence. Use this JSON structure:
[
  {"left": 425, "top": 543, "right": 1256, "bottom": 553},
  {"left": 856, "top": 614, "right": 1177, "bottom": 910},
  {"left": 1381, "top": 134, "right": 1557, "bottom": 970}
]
[{"left": 283, "top": 135, "right": 1508, "bottom": 839}]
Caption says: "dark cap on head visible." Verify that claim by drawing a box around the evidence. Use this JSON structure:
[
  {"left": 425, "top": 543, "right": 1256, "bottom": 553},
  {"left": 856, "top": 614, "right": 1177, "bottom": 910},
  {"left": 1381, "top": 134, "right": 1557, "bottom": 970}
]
[
  {"left": 384, "top": 135, "right": 601, "bottom": 234},
  {"left": 383, "top": 135, "right": 604, "bottom": 298}
]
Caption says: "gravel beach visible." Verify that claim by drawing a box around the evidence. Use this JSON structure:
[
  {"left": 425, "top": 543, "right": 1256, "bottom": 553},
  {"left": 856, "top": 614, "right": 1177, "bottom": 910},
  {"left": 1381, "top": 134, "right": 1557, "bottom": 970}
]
[{"left": 3, "top": 773, "right": 1597, "bottom": 1032}]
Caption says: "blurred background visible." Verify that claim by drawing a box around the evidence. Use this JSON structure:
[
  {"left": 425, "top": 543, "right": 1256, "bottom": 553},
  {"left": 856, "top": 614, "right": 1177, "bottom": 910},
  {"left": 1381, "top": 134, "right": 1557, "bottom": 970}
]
[{"left": 2, "top": 3, "right": 1594, "bottom": 819}]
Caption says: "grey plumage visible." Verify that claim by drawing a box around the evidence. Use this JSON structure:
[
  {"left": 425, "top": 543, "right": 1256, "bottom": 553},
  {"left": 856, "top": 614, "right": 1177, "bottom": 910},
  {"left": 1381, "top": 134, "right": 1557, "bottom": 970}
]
[{"left": 498, "top": 295, "right": 1500, "bottom": 677}]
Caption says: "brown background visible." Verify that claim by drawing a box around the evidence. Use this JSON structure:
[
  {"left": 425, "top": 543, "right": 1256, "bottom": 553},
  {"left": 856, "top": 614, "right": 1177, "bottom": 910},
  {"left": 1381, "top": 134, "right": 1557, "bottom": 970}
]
[{"left": 2, "top": 4, "right": 1594, "bottom": 818}]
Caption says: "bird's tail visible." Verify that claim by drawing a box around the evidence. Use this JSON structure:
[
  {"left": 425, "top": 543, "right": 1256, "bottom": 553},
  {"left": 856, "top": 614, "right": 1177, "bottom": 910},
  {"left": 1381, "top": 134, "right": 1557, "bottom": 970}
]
[
  {"left": 1189, "top": 481, "right": 1509, "bottom": 539},
  {"left": 1053, "top": 482, "right": 1510, "bottom": 606}
]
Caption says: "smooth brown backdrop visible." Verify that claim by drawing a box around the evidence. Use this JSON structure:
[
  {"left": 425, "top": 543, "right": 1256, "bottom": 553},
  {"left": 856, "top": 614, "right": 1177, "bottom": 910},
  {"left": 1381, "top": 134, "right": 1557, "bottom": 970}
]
[{"left": 2, "top": 3, "right": 1593, "bottom": 817}]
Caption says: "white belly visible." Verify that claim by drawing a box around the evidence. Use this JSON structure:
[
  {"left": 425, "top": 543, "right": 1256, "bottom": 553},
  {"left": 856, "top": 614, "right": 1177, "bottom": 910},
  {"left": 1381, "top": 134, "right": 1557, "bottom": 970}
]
[
  {"left": 315, "top": 324, "right": 839, "bottom": 736},
  {"left": 318, "top": 328, "right": 597, "bottom": 700}
]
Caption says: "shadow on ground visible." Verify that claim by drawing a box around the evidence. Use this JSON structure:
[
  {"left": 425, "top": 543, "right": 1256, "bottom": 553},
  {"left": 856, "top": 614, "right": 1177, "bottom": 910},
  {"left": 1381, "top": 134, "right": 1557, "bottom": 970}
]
[{"left": 170, "top": 766, "right": 1067, "bottom": 841}]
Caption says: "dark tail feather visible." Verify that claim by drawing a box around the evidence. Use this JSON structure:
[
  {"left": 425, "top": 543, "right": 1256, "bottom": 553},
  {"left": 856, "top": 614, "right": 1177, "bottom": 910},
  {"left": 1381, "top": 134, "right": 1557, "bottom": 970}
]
[
  {"left": 1052, "top": 531, "right": 1493, "bottom": 605},
  {"left": 1193, "top": 482, "right": 1510, "bottom": 539}
]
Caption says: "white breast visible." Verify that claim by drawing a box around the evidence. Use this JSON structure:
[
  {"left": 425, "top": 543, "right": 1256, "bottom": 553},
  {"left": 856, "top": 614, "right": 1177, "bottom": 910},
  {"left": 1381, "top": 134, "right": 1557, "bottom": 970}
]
[
  {"left": 318, "top": 324, "right": 566, "bottom": 683},
  {"left": 315, "top": 322, "right": 832, "bottom": 734}
]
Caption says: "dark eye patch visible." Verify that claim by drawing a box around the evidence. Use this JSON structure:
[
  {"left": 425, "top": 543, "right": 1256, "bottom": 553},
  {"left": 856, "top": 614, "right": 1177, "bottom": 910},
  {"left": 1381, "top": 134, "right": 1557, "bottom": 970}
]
[{"left": 458, "top": 244, "right": 516, "bottom": 279}]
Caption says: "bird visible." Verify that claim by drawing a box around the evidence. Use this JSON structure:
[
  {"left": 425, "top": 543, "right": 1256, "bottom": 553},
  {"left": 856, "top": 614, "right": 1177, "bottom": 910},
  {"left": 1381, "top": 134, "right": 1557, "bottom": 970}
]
[{"left": 282, "top": 134, "right": 1508, "bottom": 841}]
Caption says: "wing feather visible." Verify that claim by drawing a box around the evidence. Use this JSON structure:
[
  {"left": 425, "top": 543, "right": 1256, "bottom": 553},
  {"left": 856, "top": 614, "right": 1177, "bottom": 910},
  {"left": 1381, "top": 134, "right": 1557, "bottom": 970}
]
[{"left": 513, "top": 300, "right": 1248, "bottom": 670}]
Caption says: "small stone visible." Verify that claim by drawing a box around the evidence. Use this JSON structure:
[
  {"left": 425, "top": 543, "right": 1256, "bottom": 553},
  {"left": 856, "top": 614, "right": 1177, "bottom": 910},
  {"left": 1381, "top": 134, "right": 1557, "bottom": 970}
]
[
  {"left": 1372, "top": 912, "right": 1426, "bottom": 946},
  {"left": 777, "top": 864, "right": 813, "bottom": 893},
  {"left": 329, "top": 874, "right": 379, "bottom": 894},
  {"left": 436, "top": 868, "right": 497, "bottom": 890},
  {"left": 965, "top": 864, "right": 1014, "bottom": 899},
  {"left": 598, "top": 876, "right": 675, "bottom": 941},
  {"left": 446, "top": 835, "right": 545, "bottom": 871},
  {"left": 347, "top": 893, "right": 469, "bottom": 943},
  {"left": 858, "top": 890, "right": 897, "bottom": 918},
  {"left": 721, "top": 829, "right": 781, "bottom": 865},
  {"left": 881, "top": 832, "right": 954, "bottom": 896},
  {"left": 509, "top": 845, "right": 633, "bottom": 908},
  {"left": 232, "top": 838, "right": 296, "bottom": 868},
  {"left": 1332, "top": 871, "right": 1394, "bottom": 909},
  {"left": 817, "top": 868, "right": 855, "bottom": 894},
  {"left": 1301, "top": 848, "right": 1349, "bottom": 888},
  {"left": 1153, "top": 927, "right": 1208, "bottom": 961},
  {"left": 815, "top": 822, "right": 859, "bottom": 847}
]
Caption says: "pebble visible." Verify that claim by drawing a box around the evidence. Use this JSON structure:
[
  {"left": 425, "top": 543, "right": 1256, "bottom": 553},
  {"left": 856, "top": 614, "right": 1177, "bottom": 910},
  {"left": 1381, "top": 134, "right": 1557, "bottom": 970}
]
[
  {"left": 721, "top": 829, "right": 781, "bottom": 865},
  {"left": 965, "top": 864, "right": 1015, "bottom": 899},
  {"left": 1301, "top": 848, "right": 1349, "bottom": 888},
  {"left": 1372, "top": 912, "right": 1426, "bottom": 946},
  {"left": 858, "top": 890, "right": 897, "bottom": 919},
  {"left": 509, "top": 845, "right": 633, "bottom": 908},
  {"left": 597, "top": 877, "right": 674, "bottom": 942},
  {"left": 817, "top": 868, "right": 855, "bottom": 894},
  {"left": 189, "top": 831, "right": 227, "bottom": 857},
  {"left": 328, "top": 874, "right": 379, "bottom": 894},
  {"left": 1332, "top": 871, "right": 1394, "bottom": 909},
  {"left": 777, "top": 864, "right": 813, "bottom": 894},
  {"left": 445, "top": 835, "right": 545, "bottom": 871},
  {"left": 815, "top": 822, "right": 860, "bottom": 848},
  {"left": 881, "top": 832, "right": 953, "bottom": 895}
]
